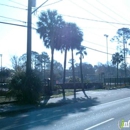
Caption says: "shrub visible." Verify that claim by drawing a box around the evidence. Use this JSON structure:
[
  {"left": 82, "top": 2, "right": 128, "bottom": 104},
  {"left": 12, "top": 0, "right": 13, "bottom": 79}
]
[
  {"left": 68, "top": 76, "right": 81, "bottom": 83},
  {"left": 7, "top": 71, "right": 43, "bottom": 104}
]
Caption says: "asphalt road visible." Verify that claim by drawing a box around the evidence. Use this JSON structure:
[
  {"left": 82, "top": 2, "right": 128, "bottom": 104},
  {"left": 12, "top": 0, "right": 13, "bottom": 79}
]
[{"left": 1, "top": 88, "right": 130, "bottom": 130}]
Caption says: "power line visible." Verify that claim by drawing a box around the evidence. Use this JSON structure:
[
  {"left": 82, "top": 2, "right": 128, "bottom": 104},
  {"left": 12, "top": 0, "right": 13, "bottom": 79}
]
[
  {"left": 84, "top": 46, "right": 130, "bottom": 59},
  {"left": 32, "top": 0, "right": 49, "bottom": 14},
  {"left": 0, "top": 21, "right": 36, "bottom": 30},
  {"left": 84, "top": 0, "right": 119, "bottom": 23},
  {"left": 85, "top": 46, "right": 113, "bottom": 55},
  {"left": 96, "top": 0, "right": 130, "bottom": 24},
  {"left": 39, "top": 0, "right": 63, "bottom": 8},
  {"left": 0, "top": 3, "right": 27, "bottom": 10},
  {"left": 0, "top": 16, "right": 26, "bottom": 24},
  {"left": 68, "top": 0, "right": 117, "bottom": 28},
  {"left": 62, "top": 14, "right": 130, "bottom": 26},
  {"left": 69, "top": 0, "right": 104, "bottom": 21},
  {"left": 8, "top": 0, "right": 27, "bottom": 7},
  {"left": 84, "top": 40, "right": 116, "bottom": 51}
]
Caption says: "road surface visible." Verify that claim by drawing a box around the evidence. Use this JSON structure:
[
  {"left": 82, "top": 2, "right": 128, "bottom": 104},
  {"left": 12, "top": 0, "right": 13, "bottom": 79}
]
[{"left": 0, "top": 88, "right": 130, "bottom": 130}]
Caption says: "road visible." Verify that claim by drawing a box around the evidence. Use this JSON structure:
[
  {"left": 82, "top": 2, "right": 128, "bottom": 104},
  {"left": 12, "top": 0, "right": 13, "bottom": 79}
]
[{"left": 0, "top": 88, "right": 130, "bottom": 130}]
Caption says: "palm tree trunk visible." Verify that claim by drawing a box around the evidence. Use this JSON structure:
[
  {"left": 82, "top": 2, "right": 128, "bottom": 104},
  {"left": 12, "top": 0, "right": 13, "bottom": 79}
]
[
  {"left": 80, "top": 56, "right": 83, "bottom": 84},
  {"left": 117, "top": 63, "right": 118, "bottom": 86},
  {"left": 63, "top": 48, "right": 67, "bottom": 100},
  {"left": 50, "top": 48, "right": 54, "bottom": 95},
  {"left": 71, "top": 48, "right": 76, "bottom": 99},
  {"left": 44, "top": 62, "right": 45, "bottom": 79},
  {"left": 80, "top": 56, "right": 88, "bottom": 98},
  {"left": 41, "top": 57, "right": 42, "bottom": 72}
]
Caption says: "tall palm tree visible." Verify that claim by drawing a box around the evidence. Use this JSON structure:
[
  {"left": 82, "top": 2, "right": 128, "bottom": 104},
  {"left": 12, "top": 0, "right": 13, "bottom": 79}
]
[
  {"left": 69, "top": 23, "right": 83, "bottom": 99},
  {"left": 112, "top": 52, "right": 123, "bottom": 85},
  {"left": 76, "top": 45, "right": 87, "bottom": 97},
  {"left": 37, "top": 10, "right": 65, "bottom": 92},
  {"left": 61, "top": 22, "right": 83, "bottom": 99}
]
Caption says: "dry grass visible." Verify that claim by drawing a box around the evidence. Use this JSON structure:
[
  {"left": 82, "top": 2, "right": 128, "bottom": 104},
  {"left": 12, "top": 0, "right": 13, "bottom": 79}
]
[{"left": 0, "top": 96, "right": 15, "bottom": 103}]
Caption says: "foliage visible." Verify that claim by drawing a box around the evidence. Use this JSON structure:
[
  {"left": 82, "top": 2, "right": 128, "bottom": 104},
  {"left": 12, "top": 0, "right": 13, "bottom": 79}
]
[
  {"left": 53, "top": 60, "right": 63, "bottom": 81},
  {"left": 7, "top": 71, "right": 43, "bottom": 104},
  {"left": 112, "top": 52, "right": 124, "bottom": 82},
  {"left": 111, "top": 27, "right": 130, "bottom": 77},
  {"left": 0, "top": 68, "right": 13, "bottom": 83},
  {"left": 76, "top": 46, "right": 87, "bottom": 79},
  {"left": 35, "top": 52, "right": 50, "bottom": 72},
  {"left": 53, "top": 85, "right": 61, "bottom": 91},
  {"left": 112, "top": 52, "right": 124, "bottom": 65},
  {"left": 68, "top": 76, "right": 81, "bottom": 83},
  {"left": 76, "top": 45, "right": 87, "bottom": 59},
  {"left": 37, "top": 9, "right": 65, "bottom": 88}
]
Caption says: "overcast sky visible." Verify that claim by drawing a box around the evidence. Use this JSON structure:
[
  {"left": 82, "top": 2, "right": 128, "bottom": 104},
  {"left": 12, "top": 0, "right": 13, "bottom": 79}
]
[{"left": 0, "top": 0, "right": 130, "bottom": 68}]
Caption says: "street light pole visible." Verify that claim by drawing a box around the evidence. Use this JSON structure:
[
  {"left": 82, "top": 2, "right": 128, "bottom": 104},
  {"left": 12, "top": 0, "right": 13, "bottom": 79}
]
[
  {"left": 104, "top": 34, "right": 109, "bottom": 78},
  {"left": 104, "top": 34, "right": 109, "bottom": 66}
]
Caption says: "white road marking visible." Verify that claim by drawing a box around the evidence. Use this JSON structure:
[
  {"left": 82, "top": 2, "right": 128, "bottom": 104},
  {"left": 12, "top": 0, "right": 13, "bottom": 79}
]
[{"left": 84, "top": 118, "right": 114, "bottom": 130}]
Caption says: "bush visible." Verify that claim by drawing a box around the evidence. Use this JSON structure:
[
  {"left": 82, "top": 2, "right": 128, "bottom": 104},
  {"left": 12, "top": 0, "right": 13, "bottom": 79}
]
[
  {"left": 7, "top": 71, "right": 43, "bottom": 104},
  {"left": 68, "top": 76, "right": 81, "bottom": 83}
]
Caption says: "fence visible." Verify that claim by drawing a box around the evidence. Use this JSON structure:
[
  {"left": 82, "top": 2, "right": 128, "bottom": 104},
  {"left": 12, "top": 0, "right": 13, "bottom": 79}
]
[
  {"left": 104, "top": 78, "right": 130, "bottom": 87},
  {"left": 57, "top": 82, "right": 104, "bottom": 90}
]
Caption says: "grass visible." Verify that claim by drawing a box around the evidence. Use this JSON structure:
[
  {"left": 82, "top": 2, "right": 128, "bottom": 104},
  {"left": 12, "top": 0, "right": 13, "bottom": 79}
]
[
  {"left": 52, "top": 90, "right": 74, "bottom": 98},
  {"left": 88, "top": 89, "right": 104, "bottom": 91},
  {"left": 104, "top": 84, "right": 130, "bottom": 89},
  {"left": 0, "top": 96, "right": 15, "bottom": 103},
  {"left": 0, "top": 90, "right": 74, "bottom": 104}
]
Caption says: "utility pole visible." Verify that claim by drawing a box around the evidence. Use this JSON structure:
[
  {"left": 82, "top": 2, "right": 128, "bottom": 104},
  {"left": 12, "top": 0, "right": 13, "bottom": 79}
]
[
  {"left": 0, "top": 54, "right": 2, "bottom": 71},
  {"left": 26, "top": 0, "right": 48, "bottom": 76},
  {"left": 26, "top": 0, "right": 32, "bottom": 75}
]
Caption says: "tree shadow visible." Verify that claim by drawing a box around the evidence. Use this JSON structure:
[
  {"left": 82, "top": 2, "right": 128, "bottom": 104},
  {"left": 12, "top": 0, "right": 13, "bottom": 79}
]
[{"left": 0, "top": 96, "right": 100, "bottom": 129}]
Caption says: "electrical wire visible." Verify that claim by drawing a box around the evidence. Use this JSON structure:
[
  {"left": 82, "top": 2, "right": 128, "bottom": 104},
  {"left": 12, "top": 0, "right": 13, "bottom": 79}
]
[
  {"left": 8, "top": 0, "right": 27, "bottom": 7},
  {"left": 69, "top": 0, "right": 104, "bottom": 21},
  {"left": 0, "top": 21, "right": 36, "bottom": 30},
  {"left": 32, "top": 0, "right": 49, "bottom": 14},
  {"left": 61, "top": 14, "right": 130, "bottom": 26},
  {"left": 84, "top": 40, "right": 116, "bottom": 51},
  {"left": 0, "top": 16, "right": 26, "bottom": 24},
  {"left": 68, "top": 0, "right": 117, "bottom": 28},
  {"left": 84, "top": 45, "right": 130, "bottom": 59},
  {"left": 84, "top": 0, "right": 119, "bottom": 22},
  {"left": 85, "top": 46, "right": 113, "bottom": 55},
  {"left": 96, "top": 0, "right": 130, "bottom": 24},
  {"left": 0, "top": 3, "right": 27, "bottom": 10},
  {"left": 39, "top": 0, "right": 63, "bottom": 8}
]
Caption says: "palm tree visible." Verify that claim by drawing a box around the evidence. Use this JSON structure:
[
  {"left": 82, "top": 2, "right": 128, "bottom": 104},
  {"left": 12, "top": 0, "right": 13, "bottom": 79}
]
[
  {"left": 111, "top": 28, "right": 130, "bottom": 78},
  {"left": 37, "top": 10, "right": 65, "bottom": 92},
  {"left": 76, "top": 45, "right": 88, "bottom": 97},
  {"left": 70, "top": 23, "right": 83, "bottom": 99},
  {"left": 112, "top": 52, "right": 123, "bottom": 85},
  {"left": 61, "top": 22, "right": 83, "bottom": 99}
]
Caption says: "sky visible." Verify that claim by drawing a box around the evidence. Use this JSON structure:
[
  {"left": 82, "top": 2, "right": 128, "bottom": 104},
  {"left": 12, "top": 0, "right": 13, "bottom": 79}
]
[{"left": 0, "top": 0, "right": 130, "bottom": 69}]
